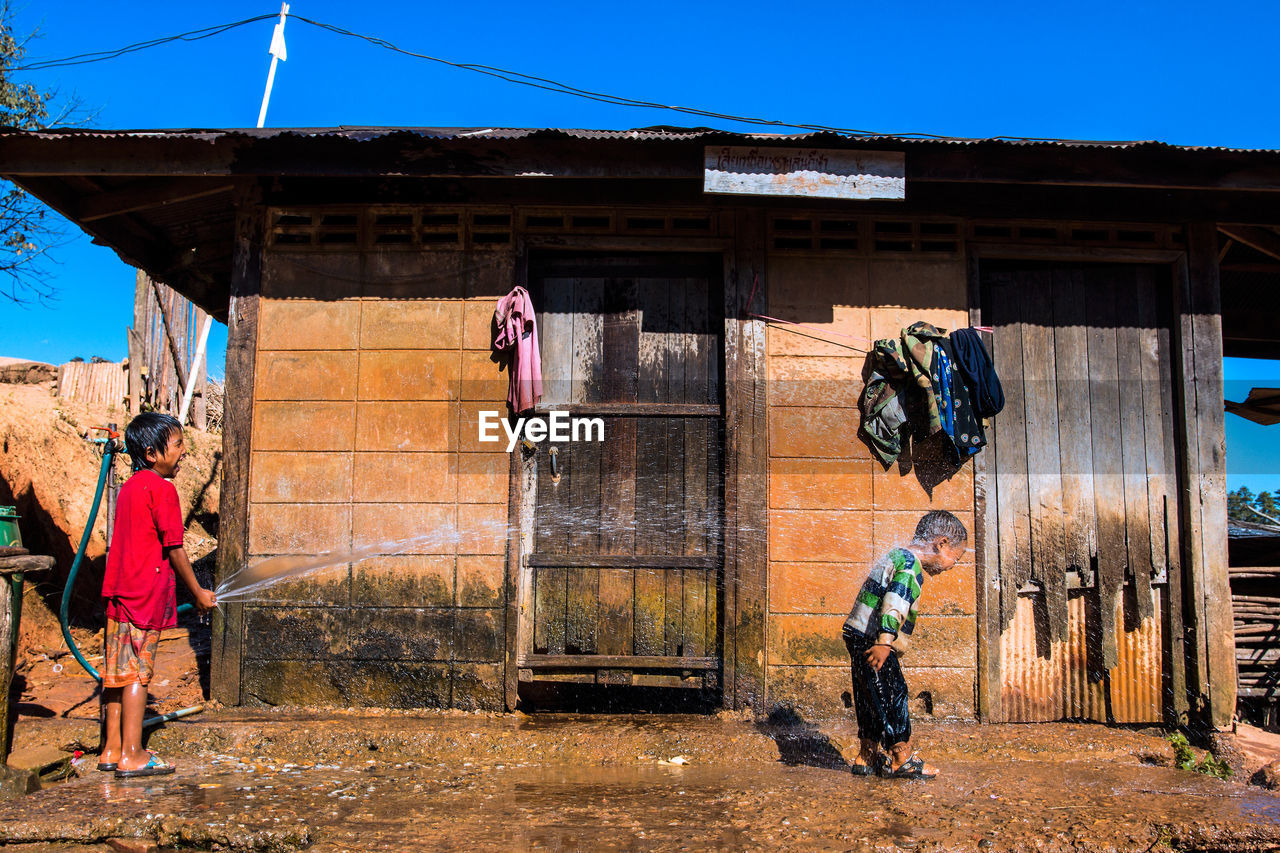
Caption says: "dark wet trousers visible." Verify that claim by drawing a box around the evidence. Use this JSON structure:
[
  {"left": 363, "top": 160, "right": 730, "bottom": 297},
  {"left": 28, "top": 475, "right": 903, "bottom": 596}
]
[{"left": 844, "top": 629, "right": 912, "bottom": 749}]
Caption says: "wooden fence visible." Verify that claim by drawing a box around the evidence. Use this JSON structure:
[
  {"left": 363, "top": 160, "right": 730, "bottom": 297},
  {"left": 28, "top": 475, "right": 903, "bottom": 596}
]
[
  {"left": 53, "top": 272, "right": 211, "bottom": 430},
  {"left": 55, "top": 360, "right": 127, "bottom": 407},
  {"left": 128, "top": 271, "right": 209, "bottom": 429}
]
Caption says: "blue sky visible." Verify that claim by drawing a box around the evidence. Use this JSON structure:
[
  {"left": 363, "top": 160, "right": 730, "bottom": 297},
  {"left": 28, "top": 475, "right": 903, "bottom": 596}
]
[{"left": 2, "top": 1, "right": 1279, "bottom": 490}]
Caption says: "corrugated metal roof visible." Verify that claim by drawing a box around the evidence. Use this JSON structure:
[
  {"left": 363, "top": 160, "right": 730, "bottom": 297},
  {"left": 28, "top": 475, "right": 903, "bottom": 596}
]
[{"left": 1, "top": 125, "right": 1276, "bottom": 153}]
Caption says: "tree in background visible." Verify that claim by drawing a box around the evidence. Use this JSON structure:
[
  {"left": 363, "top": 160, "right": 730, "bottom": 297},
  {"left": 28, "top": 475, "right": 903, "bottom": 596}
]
[
  {"left": 1228, "top": 486, "right": 1256, "bottom": 522},
  {"left": 0, "top": 1, "right": 82, "bottom": 304},
  {"left": 1256, "top": 490, "right": 1278, "bottom": 521}
]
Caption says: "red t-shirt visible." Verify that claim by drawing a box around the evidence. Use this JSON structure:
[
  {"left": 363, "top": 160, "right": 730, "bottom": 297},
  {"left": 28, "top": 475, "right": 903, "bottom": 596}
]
[{"left": 102, "top": 469, "right": 184, "bottom": 630}]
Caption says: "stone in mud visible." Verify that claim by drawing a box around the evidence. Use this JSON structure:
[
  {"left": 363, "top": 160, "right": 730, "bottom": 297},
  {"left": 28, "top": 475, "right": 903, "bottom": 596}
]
[
  {"left": 107, "top": 838, "right": 158, "bottom": 853},
  {"left": 0, "top": 765, "right": 37, "bottom": 801},
  {"left": 1251, "top": 759, "right": 1280, "bottom": 790}
]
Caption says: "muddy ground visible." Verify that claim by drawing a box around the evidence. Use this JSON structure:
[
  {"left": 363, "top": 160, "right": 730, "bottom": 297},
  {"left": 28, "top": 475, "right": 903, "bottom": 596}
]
[
  {"left": 1, "top": 378, "right": 1277, "bottom": 851},
  {"left": 0, "top": 714, "right": 1275, "bottom": 852}
]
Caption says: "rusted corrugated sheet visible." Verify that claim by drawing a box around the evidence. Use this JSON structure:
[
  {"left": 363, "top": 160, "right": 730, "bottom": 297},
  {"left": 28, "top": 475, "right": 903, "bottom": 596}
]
[
  {"left": 2, "top": 125, "right": 1277, "bottom": 153},
  {"left": 1001, "top": 588, "right": 1162, "bottom": 723}
]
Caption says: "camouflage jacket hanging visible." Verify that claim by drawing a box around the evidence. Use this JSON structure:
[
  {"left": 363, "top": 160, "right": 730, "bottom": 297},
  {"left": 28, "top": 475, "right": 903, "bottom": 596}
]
[{"left": 859, "top": 337, "right": 912, "bottom": 465}]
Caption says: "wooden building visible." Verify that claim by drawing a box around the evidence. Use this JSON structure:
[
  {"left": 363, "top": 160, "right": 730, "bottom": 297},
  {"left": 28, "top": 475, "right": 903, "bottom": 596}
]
[{"left": 5, "top": 126, "right": 1276, "bottom": 728}]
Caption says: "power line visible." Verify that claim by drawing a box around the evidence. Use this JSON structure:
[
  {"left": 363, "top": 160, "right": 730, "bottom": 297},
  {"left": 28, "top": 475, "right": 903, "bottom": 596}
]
[
  {"left": 12, "top": 14, "right": 278, "bottom": 72},
  {"left": 10, "top": 12, "right": 1071, "bottom": 142},
  {"left": 286, "top": 16, "right": 909, "bottom": 138}
]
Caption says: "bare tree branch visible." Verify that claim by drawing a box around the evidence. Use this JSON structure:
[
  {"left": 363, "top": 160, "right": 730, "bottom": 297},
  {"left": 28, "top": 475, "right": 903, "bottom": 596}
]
[{"left": 0, "top": 0, "right": 94, "bottom": 304}]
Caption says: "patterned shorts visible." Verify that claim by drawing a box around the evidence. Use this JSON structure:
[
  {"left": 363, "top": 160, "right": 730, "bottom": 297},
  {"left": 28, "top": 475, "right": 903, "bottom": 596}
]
[{"left": 102, "top": 617, "right": 161, "bottom": 688}]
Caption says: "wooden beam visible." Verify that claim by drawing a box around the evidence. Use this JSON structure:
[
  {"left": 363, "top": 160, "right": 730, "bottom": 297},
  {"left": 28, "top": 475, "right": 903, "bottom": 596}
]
[
  {"left": 1187, "top": 224, "right": 1234, "bottom": 729},
  {"left": 77, "top": 178, "right": 235, "bottom": 222},
  {"left": 526, "top": 555, "right": 717, "bottom": 569},
  {"left": 1218, "top": 225, "right": 1280, "bottom": 262},
  {"left": 211, "top": 186, "right": 264, "bottom": 706},
  {"left": 1173, "top": 224, "right": 1234, "bottom": 729},
  {"left": 519, "top": 654, "right": 719, "bottom": 670},
  {"left": 725, "top": 208, "right": 768, "bottom": 713}
]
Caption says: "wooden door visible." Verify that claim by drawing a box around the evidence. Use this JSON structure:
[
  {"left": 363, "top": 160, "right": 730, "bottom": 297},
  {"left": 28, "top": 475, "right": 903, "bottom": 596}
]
[
  {"left": 981, "top": 261, "right": 1181, "bottom": 723},
  {"left": 519, "top": 253, "right": 724, "bottom": 689}
]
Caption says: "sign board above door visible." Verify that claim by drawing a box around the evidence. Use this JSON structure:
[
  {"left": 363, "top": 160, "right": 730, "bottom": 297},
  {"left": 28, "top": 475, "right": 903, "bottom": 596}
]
[{"left": 703, "top": 146, "right": 906, "bottom": 200}]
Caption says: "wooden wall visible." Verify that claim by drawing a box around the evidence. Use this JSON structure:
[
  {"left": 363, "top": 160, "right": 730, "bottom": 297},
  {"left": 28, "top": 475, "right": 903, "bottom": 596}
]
[
  {"left": 232, "top": 248, "right": 511, "bottom": 709},
  {"left": 764, "top": 252, "right": 977, "bottom": 719}
]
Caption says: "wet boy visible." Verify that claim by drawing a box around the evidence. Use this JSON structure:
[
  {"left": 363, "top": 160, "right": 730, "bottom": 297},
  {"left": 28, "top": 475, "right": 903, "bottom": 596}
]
[
  {"left": 842, "top": 509, "right": 967, "bottom": 780},
  {"left": 99, "top": 413, "right": 216, "bottom": 778}
]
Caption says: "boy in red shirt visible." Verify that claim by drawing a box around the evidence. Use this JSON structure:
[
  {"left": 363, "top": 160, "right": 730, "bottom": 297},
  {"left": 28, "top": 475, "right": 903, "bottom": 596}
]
[{"left": 100, "top": 413, "right": 216, "bottom": 778}]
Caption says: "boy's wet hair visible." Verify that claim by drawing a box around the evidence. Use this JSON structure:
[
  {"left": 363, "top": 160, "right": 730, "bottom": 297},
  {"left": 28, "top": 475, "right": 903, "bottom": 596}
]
[
  {"left": 124, "top": 412, "right": 182, "bottom": 472},
  {"left": 912, "top": 509, "right": 968, "bottom": 545}
]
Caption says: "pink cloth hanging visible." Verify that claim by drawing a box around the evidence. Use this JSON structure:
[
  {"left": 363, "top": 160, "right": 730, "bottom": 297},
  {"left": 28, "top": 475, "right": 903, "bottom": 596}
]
[{"left": 493, "top": 285, "right": 543, "bottom": 414}]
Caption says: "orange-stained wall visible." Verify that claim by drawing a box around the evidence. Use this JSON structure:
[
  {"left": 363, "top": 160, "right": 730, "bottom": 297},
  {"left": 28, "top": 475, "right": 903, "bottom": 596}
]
[
  {"left": 234, "top": 222, "right": 979, "bottom": 716},
  {"left": 241, "top": 249, "right": 512, "bottom": 709},
  {"left": 764, "top": 254, "right": 978, "bottom": 718}
]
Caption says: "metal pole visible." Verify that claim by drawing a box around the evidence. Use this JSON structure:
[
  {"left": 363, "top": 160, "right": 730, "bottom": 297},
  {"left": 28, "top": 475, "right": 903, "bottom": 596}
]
[
  {"left": 256, "top": 3, "right": 289, "bottom": 128},
  {"left": 178, "top": 315, "right": 213, "bottom": 426}
]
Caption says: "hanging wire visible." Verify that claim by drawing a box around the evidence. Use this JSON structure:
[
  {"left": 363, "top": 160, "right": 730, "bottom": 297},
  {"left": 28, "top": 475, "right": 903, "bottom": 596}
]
[
  {"left": 10, "top": 12, "right": 1107, "bottom": 144},
  {"left": 12, "top": 14, "right": 278, "bottom": 71}
]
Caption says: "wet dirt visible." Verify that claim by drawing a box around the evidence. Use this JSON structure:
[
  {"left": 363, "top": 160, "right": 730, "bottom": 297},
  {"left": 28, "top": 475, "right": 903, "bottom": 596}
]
[{"left": 1, "top": 717, "right": 1276, "bottom": 852}]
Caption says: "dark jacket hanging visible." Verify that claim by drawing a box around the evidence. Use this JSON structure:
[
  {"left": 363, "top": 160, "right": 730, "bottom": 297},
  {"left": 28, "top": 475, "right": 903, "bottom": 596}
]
[{"left": 949, "top": 327, "right": 1004, "bottom": 418}]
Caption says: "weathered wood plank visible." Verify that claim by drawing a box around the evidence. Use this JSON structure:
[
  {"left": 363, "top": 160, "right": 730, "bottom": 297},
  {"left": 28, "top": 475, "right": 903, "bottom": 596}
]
[
  {"left": 1115, "top": 268, "right": 1156, "bottom": 620},
  {"left": 630, "top": 417, "right": 665, "bottom": 655},
  {"left": 597, "top": 276, "right": 641, "bottom": 659},
  {"left": 986, "top": 270, "right": 1033, "bottom": 627},
  {"left": 571, "top": 278, "right": 604, "bottom": 404},
  {"left": 1051, "top": 268, "right": 1098, "bottom": 586},
  {"left": 535, "top": 428, "right": 573, "bottom": 557},
  {"left": 533, "top": 567, "right": 567, "bottom": 656},
  {"left": 1084, "top": 267, "right": 1127, "bottom": 671},
  {"left": 1020, "top": 267, "right": 1068, "bottom": 639},
  {"left": 566, "top": 434, "right": 602, "bottom": 655},
  {"left": 537, "top": 276, "right": 576, "bottom": 407},
  {"left": 633, "top": 280, "right": 676, "bottom": 653},
  {"left": 1134, "top": 268, "right": 1170, "bottom": 585},
  {"left": 969, "top": 255, "right": 1001, "bottom": 722}
]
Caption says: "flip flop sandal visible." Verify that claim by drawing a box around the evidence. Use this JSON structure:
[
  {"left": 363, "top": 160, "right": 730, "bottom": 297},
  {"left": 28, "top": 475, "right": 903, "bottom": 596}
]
[
  {"left": 849, "top": 754, "right": 885, "bottom": 776},
  {"left": 883, "top": 754, "right": 936, "bottom": 780},
  {"left": 96, "top": 763, "right": 118, "bottom": 772},
  {"left": 114, "top": 754, "right": 175, "bottom": 779}
]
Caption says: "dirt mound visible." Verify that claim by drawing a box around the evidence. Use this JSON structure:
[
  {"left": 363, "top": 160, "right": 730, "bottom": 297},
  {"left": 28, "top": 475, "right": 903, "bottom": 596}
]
[
  {"left": 0, "top": 382, "right": 221, "bottom": 662},
  {"left": 0, "top": 361, "right": 56, "bottom": 384}
]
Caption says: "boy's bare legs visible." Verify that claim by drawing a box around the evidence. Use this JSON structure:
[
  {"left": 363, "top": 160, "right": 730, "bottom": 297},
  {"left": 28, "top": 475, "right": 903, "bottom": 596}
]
[
  {"left": 100, "top": 687, "right": 123, "bottom": 765},
  {"left": 888, "top": 741, "right": 939, "bottom": 776},
  {"left": 115, "top": 682, "right": 151, "bottom": 771}
]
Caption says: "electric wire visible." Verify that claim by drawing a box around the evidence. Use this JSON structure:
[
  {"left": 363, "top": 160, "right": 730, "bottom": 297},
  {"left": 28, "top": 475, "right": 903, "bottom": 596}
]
[
  {"left": 11, "top": 12, "right": 1099, "bottom": 143},
  {"left": 12, "top": 14, "right": 278, "bottom": 72}
]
